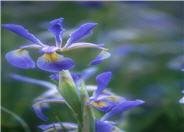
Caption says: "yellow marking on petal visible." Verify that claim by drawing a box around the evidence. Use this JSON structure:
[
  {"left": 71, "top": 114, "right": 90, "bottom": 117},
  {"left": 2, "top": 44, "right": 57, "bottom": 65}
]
[
  {"left": 91, "top": 101, "right": 107, "bottom": 107},
  {"left": 44, "top": 52, "right": 59, "bottom": 62},
  {"left": 16, "top": 49, "right": 25, "bottom": 54},
  {"left": 14, "top": 49, "right": 27, "bottom": 57},
  {"left": 60, "top": 48, "right": 69, "bottom": 52},
  {"left": 106, "top": 96, "right": 120, "bottom": 101}
]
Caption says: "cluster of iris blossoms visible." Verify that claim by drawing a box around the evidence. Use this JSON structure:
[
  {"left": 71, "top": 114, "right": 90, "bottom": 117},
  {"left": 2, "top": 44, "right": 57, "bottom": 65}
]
[{"left": 3, "top": 18, "right": 144, "bottom": 132}]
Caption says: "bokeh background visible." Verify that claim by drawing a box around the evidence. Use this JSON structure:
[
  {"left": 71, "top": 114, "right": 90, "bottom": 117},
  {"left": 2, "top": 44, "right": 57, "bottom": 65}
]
[{"left": 2, "top": 1, "right": 184, "bottom": 132}]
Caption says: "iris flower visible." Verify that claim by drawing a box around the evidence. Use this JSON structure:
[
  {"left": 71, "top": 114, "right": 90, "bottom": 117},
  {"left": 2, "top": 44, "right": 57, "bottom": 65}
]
[
  {"left": 3, "top": 18, "right": 110, "bottom": 72},
  {"left": 88, "top": 72, "right": 144, "bottom": 113},
  {"left": 86, "top": 72, "right": 144, "bottom": 132}
]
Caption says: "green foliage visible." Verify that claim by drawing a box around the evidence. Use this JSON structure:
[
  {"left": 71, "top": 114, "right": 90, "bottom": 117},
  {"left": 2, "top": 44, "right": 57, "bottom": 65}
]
[{"left": 58, "top": 70, "right": 82, "bottom": 125}]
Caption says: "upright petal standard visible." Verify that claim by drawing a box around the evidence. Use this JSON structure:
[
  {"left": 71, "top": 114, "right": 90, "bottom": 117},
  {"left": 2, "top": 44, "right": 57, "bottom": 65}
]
[
  {"left": 93, "top": 72, "right": 112, "bottom": 97},
  {"left": 48, "top": 18, "right": 64, "bottom": 48},
  {"left": 65, "top": 23, "right": 97, "bottom": 48}
]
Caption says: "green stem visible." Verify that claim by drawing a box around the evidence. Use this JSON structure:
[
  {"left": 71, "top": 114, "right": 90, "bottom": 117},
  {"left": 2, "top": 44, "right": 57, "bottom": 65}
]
[
  {"left": 81, "top": 80, "right": 95, "bottom": 132},
  {"left": 58, "top": 70, "right": 83, "bottom": 132}
]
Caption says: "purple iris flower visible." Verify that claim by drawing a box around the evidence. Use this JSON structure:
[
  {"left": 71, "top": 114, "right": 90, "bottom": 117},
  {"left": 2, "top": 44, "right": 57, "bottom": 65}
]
[
  {"left": 87, "top": 72, "right": 144, "bottom": 131},
  {"left": 3, "top": 18, "right": 110, "bottom": 72},
  {"left": 88, "top": 72, "right": 144, "bottom": 113}
]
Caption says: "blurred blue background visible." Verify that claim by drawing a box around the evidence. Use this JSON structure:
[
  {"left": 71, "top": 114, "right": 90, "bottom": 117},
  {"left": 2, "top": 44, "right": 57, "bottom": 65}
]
[{"left": 2, "top": 1, "right": 184, "bottom": 132}]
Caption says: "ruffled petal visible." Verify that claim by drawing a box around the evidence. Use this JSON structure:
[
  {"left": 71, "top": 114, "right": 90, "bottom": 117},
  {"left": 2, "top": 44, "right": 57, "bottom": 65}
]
[
  {"left": 33, "top": 98, "right": 65, "bottom": 121},
  {"left": 102, "top": 99, "right": 144, "bottom": 121},
  {"left": 48, "top": 18, "right": 64, "bottom": 48},
  {"left": 65, "top": 23, "right": 97, "bottom": 48},
  {"left": 95, "top": 119, "right": 114, "bottom": 132},
  {"left": 5, "top": 49, "right": 35, "bottom": 69},
  {"left": 93, "top": 72, "right": 112, "bottom": 98},
  {"left": 88, "top": 50, "right": 111, "bottom": 66},
  {"left": 37, "top": 52, "right": 74, "bottom": 72},
  {"left": 2, "top": 24, "right": 43, "bottom": 45},
  {"left": 38, "top": 122, "right": 77, "bottom": 131}
]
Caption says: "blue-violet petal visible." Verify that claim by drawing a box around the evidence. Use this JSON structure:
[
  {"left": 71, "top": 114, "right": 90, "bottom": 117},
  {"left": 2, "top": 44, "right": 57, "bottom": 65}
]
[
  {"left": 2, "top": 24, "right": 43, "bottom": 45},
  {"left": 95, "top": 119, "right": 114, "bottom": 132},
  {"left": 37, "top": 52, "right": 74, "bottom": 72},
  {"left": 93, "top": 72, "right": 112, "bottom": 97},
  {"left": 102, "top": 99, "right": 144, "bottom": 121},
  {"left": 5, "top": 49, "right": 35, "bottom": 69},
  {"left": 65, "top": 23, "right": 97, "bottom": 47},
  {"left": 38, "top": 122, "right": 77, "bottom": 131},
  {"left": 48, "top": 18, "right": 64, "bottom": 48},
  {"left": 88, "top": 50, "right": 111, "bottom": 66},
  {"left": 33, "top": 98, "right": 65, "bottom": 121}
]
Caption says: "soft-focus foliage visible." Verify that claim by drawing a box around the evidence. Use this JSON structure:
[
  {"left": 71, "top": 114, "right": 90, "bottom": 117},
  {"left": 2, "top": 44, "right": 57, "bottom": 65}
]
[{"left": 2, "top": 1, "right": 184, "bottom": 132}]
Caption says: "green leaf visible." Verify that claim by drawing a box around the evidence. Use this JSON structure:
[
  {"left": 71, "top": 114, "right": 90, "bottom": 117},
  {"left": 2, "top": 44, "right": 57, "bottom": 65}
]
[{"left": 58, "top": 70, "right": 82, "bottom": 124}]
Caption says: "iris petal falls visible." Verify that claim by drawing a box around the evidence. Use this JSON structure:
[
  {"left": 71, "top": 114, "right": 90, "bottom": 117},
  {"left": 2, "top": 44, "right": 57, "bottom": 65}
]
[
  {"left": 37, "top": 52, "right": 74, "bottom": 72},
  {"left": 5, "top": 49, "right": 35, "bottom": 69}
]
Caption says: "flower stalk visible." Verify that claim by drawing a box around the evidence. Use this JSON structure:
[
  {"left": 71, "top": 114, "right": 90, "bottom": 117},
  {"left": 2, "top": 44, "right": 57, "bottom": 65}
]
[{"left": 58, "top": 70, "right": 83, "bottom": 131}]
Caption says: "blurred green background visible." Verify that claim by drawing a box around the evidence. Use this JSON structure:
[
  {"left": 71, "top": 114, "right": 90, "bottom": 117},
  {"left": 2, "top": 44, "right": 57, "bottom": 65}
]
[{"left": 1, "top": 1, "right": 184, "bottom": 132}]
